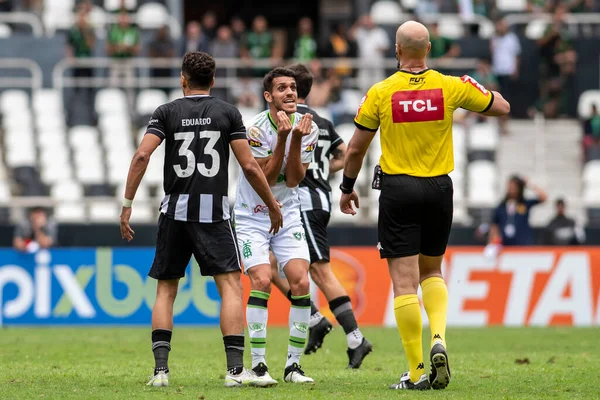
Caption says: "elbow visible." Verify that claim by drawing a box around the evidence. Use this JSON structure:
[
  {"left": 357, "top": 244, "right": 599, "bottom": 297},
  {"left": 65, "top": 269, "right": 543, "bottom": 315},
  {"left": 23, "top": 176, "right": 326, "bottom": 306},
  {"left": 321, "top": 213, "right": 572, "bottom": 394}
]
[
  {"left": 133, "top": 150, "right": 150, "bottom": 165},
  {"left": 285, "top": 176, "right": 303, "bottom": 188}
]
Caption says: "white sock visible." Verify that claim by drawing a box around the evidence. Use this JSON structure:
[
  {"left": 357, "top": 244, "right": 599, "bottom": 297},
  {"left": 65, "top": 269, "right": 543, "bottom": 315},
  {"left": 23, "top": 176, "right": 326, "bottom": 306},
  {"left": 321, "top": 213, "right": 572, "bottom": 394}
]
[
  {"left": 309, "top": 311, "right": 324, "bottom": 328},
  {"left": 347, "top": 329, "right": 363, "bottom": 350},
  {"left": 287, "top": 294, "right": 311, "bottom": 368},
  {"left": 247, "top": 290, "right": 269, "bottom": 368}
]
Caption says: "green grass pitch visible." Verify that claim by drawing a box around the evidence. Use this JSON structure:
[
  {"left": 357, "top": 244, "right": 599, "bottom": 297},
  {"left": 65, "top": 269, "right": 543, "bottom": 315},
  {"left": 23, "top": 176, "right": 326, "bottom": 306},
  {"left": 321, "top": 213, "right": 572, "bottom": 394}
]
[{"left": 0, "top": 326, "right": 597, "bottom": 399}]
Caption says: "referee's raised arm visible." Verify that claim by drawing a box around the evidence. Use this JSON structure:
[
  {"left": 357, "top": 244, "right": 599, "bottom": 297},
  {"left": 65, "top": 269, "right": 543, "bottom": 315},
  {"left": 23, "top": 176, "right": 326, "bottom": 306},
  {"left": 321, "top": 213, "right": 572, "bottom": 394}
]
[{"left": 340, "top": 21, "right": 510, "bottom": 391}]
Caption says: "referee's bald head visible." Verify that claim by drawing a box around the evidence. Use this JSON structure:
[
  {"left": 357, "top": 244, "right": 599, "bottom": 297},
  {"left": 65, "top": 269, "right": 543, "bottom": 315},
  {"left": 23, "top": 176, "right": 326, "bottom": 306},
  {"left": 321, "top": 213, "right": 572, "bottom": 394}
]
[{"left": 396, "top": 21, "right": 430, "bottom": 59}]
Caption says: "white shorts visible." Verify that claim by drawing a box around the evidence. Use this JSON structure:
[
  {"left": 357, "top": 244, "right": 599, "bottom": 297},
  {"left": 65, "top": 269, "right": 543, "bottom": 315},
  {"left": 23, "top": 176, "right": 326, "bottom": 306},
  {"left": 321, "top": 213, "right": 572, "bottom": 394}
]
[{"left": 235, "top": 212, "right": 310, "bottom": 275}]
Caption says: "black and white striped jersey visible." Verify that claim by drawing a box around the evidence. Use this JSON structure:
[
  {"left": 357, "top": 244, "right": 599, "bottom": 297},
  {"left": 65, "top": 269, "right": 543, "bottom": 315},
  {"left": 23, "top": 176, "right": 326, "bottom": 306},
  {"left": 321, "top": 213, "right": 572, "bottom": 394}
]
[
  {"left": 297, "top": 104, "right": 344, "bottom": 212},
  {"left": 146, "top": 95, "right": 246, "bottom": 223}
]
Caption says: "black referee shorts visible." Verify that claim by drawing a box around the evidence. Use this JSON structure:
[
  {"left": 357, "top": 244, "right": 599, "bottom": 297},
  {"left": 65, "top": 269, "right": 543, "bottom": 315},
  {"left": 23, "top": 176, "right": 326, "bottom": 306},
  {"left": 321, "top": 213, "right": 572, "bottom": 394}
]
[
  {"left": 378, "top": 174, "right": 453, "bottom": 259},
  {"left": 300, "top": 210, "right": 331, "bottom": 264},
  {"left": 149, "top": 214, "right": 242, "bottom": 279}
]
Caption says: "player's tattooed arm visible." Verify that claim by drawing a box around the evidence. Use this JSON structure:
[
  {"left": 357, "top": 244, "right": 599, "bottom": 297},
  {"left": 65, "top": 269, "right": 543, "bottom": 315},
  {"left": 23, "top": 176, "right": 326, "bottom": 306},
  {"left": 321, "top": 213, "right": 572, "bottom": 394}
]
[{"left": 329, "top": 142, "right": 347, "bottom": 174}]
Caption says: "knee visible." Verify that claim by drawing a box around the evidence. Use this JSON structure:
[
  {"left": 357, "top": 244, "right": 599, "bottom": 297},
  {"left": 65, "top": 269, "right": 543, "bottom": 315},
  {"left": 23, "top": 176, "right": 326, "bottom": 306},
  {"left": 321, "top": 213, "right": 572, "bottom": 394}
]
[
  {"left": 249, "top": 272, "right": 272, "bottom": 293},
  {"left": 289, "top": 275, "right": 310, "bottom": 295},
  {"left": 156, "top": 280, "right": 179, "bottom": 302}
]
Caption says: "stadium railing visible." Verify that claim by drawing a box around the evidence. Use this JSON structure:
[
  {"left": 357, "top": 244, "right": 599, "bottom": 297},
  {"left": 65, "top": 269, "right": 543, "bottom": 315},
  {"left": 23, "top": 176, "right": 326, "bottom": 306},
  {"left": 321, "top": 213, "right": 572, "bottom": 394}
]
[
  {"left": 0, "top": 12, "right": 44, "bottom": 37},
  {"left": 0, "top": 58, "right": 43, "bottom": 91}
]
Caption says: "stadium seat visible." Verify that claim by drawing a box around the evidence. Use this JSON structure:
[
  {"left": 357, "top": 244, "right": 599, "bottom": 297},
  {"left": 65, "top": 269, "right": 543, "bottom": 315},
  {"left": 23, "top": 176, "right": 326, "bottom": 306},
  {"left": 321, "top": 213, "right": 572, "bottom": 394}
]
[
  {"left": 136, "top": 89, "right": 168, "bottom": 116},
  {"left": 41, "top": 162, "right": 73, "bottom": 185},
  {"left": 335, "top": 123, "right": 355, "bottom": 145},
  {"left": 51, "top": 181, "right": 84, "bottom": 200},
  {"left": 525, "top": 20, "right": 548, "bottom": 40},
  {"left": 468, "top": 185, "right": 497, "bottom": 208},
  {"left": 583, "top": 160, "right": 600, "bottom": 186},
  {"left": 37, "top": 130, "right": 68, "bottom": 149},
  {"left": 0, "top": 90, "right": 29, "bottom": 113},
  {"left": 130, "top": 204, "right": 155, "bottom": 222},
  {"left": 169, "top": 89, "right": 181, "bottom": 102},
  {"left": 33, "top": 89, "right": 63, "bottom": 114},
  {"left": 582, "top": 186, "right": 600, "bottom": 207},
  {"left": 136, "top": 2, "right": 170, "bottom": 29},
  {"left": 88, "top": 6, "right": 108, "bottom": 29},
  {"left": 77, "top": 163, "right": 106, "bottom": 185},
  {"left": 577, "top": 90, "right": 600, "bottom": 119},
  {"left": 467, "top": 160, "right": 497, "bottom": 208},
  {"left": 468, "top": 160, "right": 497, "bottom": 185},
  {"left": 104, "top": 0, "right": 137, "bottom": 11},
  {"left": 0, "top": 23, "right": 12, "bottom": 38},
  {"left": 6, "top": 146, "right": 36, "bottom": 168},
  {"left": 400, "top": 0, "right": 418, "bottom": 10},
  {"left": 478, "top": 19, "right": 495, "bottom": 39},
  {"left": 370, "top": 1, "right": 404, "bottom": 25},
  {"left": 69, "top": 126, "right": 100, "bottom": 149},
  {"left": 3, "top": 113, "right": 34, "bottom": 132},
  {"left": 55, "top": 203, "right": 86, "bottom": 222},
  {"left": 0, "top": 182, "right": 11, "bottom": 202},
  {"left": 95, "top": 89, "right": 128, "bottom": 114},
  {"left": 495, "top": 0, "right": 527, "bottom": 11},
  {"left": 312, "top": 107, "right": 333, "bottom": 122},
  {"left": 89, "top": 201, "right": 119, "bottom": 222},
  {"left": 438, "top": 16, "right": 464, "bottom": 40},
  {"left": 468, "top": 123, "right": 499, "bottom": 152}
]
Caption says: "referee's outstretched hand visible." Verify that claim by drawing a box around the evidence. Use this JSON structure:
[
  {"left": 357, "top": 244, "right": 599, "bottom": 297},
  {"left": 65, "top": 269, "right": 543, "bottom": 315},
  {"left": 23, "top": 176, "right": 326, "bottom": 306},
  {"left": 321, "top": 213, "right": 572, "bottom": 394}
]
[
  {"left": 120, "top": 206, "right": 135, "bottom": 242},
  {"left": 340, "top": 190, "right": 359, "bottom": 216},
  {"left": 268, "top": 201, "right": 284, "bottom": 234}
]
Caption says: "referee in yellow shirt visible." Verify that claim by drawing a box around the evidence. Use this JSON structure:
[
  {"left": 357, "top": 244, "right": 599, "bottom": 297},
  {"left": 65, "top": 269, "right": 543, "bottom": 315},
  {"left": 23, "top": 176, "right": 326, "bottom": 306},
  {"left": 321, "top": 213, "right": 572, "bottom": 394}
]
[{"left": 340, "top": 21, "right": 510, "bottom": 390}]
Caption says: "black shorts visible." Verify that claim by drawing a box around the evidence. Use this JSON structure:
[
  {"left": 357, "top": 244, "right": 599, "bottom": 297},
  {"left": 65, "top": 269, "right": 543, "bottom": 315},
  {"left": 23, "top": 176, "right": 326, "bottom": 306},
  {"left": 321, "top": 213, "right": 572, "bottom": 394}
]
[
  {"left": 300, "top": 209, "right": 330, "bottom": 264},
  {"left": 149, "top": 214, "right": 241, "bottom": 279},
  {"left": 378, "top": 174, "right": 453, "bottom": 259}
]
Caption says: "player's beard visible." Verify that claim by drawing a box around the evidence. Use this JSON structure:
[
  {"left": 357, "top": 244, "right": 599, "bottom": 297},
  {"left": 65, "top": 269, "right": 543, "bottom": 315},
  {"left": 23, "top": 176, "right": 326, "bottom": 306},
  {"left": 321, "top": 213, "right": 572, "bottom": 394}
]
[{"left": 275, "top": 96, "right": 297, "bottom": 114}]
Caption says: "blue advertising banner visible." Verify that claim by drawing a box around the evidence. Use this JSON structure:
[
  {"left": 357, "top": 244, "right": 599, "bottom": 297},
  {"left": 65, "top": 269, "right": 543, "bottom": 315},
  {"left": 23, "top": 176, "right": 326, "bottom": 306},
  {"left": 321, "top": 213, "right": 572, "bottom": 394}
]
[{"left": 0, "top": 248, "right": 222, "bottom": 325}]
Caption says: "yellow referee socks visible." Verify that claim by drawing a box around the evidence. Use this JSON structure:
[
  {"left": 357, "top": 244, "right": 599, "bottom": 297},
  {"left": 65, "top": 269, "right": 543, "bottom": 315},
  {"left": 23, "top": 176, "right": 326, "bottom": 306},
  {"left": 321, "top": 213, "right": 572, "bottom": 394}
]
[
  {"left": 421, "top": 277, "right": 448, "bottom": 349},
  {"left": 394, "top": 294, "right": 424, "bottom": 383}
]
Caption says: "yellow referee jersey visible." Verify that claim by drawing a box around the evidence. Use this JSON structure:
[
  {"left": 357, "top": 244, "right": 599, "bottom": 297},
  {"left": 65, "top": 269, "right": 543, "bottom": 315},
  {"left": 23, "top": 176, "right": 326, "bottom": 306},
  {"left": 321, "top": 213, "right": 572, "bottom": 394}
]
[{"left": 354, "top": 69, "right": 494, "bottom": 177}]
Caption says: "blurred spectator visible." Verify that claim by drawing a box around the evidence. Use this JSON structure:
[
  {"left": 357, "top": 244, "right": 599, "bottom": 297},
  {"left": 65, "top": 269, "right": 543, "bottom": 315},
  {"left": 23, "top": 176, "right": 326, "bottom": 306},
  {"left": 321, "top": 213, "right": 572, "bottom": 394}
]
[
  {"left": 230, "top": 16, "right": 246, "bottom": 43},
  {"left": 566, "top": 0, "right": 595, "bottom": 12},
  {"left": 13, "top": 208, "right": 57, "bottom": 253},
  {"left": 537, "top": 5, "right": 577, "bottom": 118},
  {"left": 183, "top": 21, "right": 209, "bottom": 55},
  {"left": 491, "top": 19, "right": 520, "bottom": 134},
  {"left": 527, "top": 0, "right": 554, "bottom": 13},
  {"left": 202, "top": 11, "right": 218, "bottom": 41},
  {"left": 323, "top": 23, "right": 357, "bottom": 78},
  {"left": 241, "top": 15, "right": 273, "bottom": 60},
  {"left": 583, "top": 104, "right": 600, "bottom": 159},
  {"left": 0, "top": 0, "right": 13, "bottom": 12},
  {"left": 67, "top": 8, "right": 96, "bottom": 117},
  {"left": 429, "top": 22, "right": 460, "bottom": 59},
  {"left": 292, "top": 17, "right": 317, "bottom": 62},
  {"left": 415, "top": 0, "right": 440, "bottom": 20},
  {"left": 230, "top": 69, "right": 261, "bottom": 108},
  {"left": 543, "top": 198, "right": 585, "bottom": 245},
  {"left": 306, "top": 60, "right": 332, "bottom": 107},
  {"left": 457, "top": 0, "right": 475, "bottom": 22},
  {"left": 473, "top": 0, "right": 493, "bottom": 17},
  {"left": 18, "top": 0, "right": 43, "bottom": 15},
  {"left": 107, "top": 11, "right": 140, "bottom": 101},
  {"left": 148, "top": 25, "right": 174, "bottom": 93},
  {"left": 210, "top": 26, "right": 239, "bottom": 58},
  {"left": 241, "top": 15, "right": 275, "bottom": 76},
  {"left": 471, "top": 58, "right": 498, "bottom": 92},
  {"left": 352, "top": 15, "right": 390, "bottom": 93},
  {"left": 488, "top": 176, "right": 547, "bottom": 246}
]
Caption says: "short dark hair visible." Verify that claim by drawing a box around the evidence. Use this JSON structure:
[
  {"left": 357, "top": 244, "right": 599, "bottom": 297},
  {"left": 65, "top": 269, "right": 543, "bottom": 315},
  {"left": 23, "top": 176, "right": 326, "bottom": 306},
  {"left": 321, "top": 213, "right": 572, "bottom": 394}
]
[
  {"left": 556, "top": 198, "right": 566, "bottom": 207},
  {"left": 288, "top": 63, "right": 313, "bottom": 99},
  {"left": 263, "top": 67, "right": 296, "bottom": 93},
  {"left": 181, "top": 52, "right": 215, "bottom": 90}
]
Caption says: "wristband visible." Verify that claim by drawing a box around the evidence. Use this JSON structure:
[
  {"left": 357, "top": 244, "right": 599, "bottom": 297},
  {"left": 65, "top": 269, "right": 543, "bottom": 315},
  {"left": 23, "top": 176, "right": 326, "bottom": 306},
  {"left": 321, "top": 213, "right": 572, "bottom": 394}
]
[
  {"left": 339, "top": 175, "right": 356, "bottom": 194},
  {"left": 123, "top": 198, "right": 133, "bottom": 208}
]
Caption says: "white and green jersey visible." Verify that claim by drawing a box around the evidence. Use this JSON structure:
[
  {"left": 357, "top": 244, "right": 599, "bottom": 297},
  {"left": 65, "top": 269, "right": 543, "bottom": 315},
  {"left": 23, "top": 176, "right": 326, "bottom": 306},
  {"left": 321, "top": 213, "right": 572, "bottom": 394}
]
[{"left": 234, "top": 110, "right": 319, "bottom": 219}]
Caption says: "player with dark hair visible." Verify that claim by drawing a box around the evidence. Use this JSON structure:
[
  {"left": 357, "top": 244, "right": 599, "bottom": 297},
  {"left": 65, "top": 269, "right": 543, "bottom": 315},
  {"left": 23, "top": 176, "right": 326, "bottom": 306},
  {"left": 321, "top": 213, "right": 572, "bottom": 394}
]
[
  {"left": 234, "top": 67, "right": 319, "bottom": 385},
  {"left": 341, "top": 21, "right": 510, "bottom": 390},
  {"left": 267, "top": 63, "right": 372, "bottom": 368},
  {"left": 120, "top": 51, "right": 282, "bottom": 388}
]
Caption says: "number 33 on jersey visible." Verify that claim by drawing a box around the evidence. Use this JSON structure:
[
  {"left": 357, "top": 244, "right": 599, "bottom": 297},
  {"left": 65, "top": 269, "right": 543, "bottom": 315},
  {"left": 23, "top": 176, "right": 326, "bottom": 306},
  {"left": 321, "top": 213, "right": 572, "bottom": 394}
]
[{"left": 146, "top": 94, "right": 247, "bottom": 223}]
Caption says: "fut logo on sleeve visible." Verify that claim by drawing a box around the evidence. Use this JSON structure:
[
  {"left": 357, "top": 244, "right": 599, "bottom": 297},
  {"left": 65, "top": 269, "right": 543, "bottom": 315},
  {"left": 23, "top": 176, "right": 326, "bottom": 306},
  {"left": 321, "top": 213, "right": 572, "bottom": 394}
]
[
  {"left": 391, "top": 89, "right": 444, "bottom": 123},
  {"left": 355, "top": 95, "right": 368, "bottom": 118},
  {"left": 461, "top": 75, "right": 489, "bottom": 95}
]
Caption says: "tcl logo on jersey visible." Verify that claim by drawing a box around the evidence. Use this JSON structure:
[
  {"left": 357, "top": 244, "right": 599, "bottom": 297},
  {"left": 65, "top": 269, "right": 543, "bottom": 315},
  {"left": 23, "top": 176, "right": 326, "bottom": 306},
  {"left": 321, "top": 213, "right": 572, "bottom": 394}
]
[
  {"left": 461, "top": 75, "right": 489, "bottom": 95},
  {"left": 391, "top": 89, "right": 444, "bottom": 123}
]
